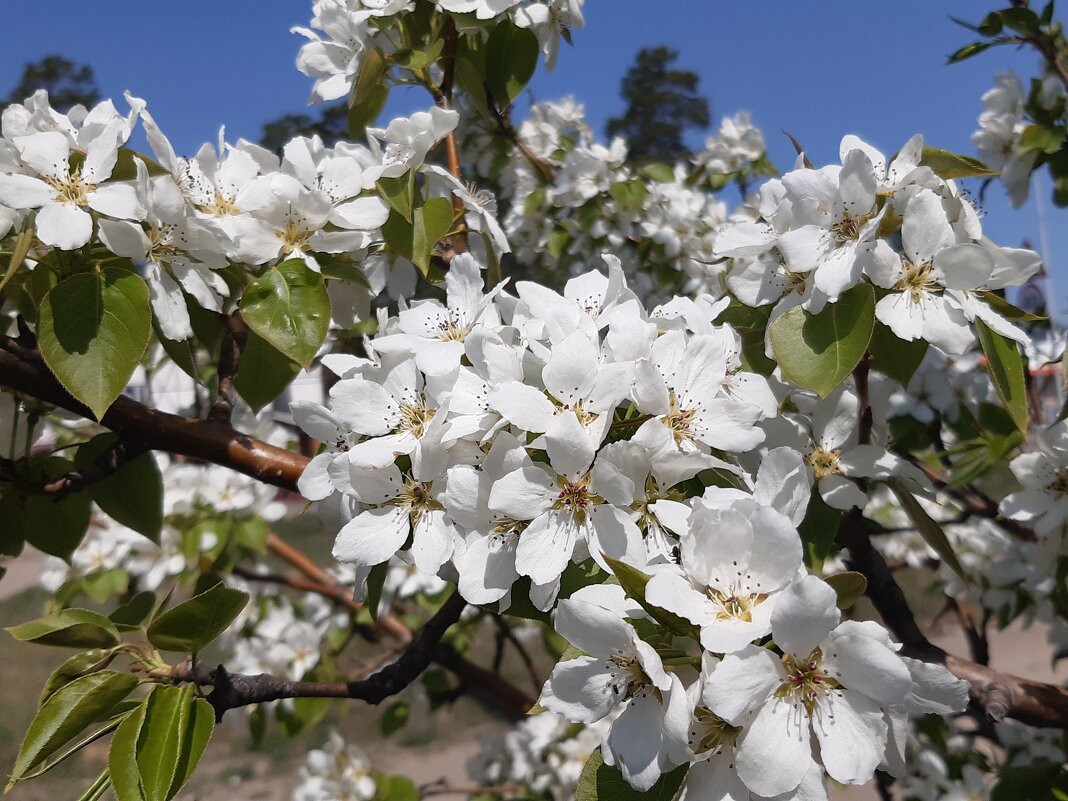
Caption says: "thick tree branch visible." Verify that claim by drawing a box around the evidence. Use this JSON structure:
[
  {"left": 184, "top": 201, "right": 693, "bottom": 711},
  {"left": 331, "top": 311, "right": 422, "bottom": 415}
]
[{"left": 0, "top": 338, "right": 308, "bottom": 492}]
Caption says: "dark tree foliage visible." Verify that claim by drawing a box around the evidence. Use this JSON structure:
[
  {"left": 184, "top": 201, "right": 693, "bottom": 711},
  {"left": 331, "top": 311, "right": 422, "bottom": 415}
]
[
  {"left": 259, "top": 103, "right": 347, "bottom": 154},
  {"left": 606, "top": 46, "right": 710, "bottom": 164},
  {"left": 5, "top": 55, "right": 100, "bottom": 112}
]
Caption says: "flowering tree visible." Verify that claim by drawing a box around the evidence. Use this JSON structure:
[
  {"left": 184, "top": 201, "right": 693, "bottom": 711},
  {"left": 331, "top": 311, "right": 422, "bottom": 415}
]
[{"left": 0, "top": 2, "right": 1067, "bottom": 800}]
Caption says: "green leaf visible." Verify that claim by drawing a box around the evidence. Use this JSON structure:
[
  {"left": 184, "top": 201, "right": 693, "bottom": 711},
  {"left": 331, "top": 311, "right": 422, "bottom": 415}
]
[
  {"left": 137, "top": 686, "right": 189, "bottom": 801},
  {"left": 976, "top": 318, "right": 1028, "bottom": 433},
  {"left": 769, "top": 282, "right": 875, "bottom": 397},
  {"left": 39, "top": 648, "right": 117, "bottom": 705},
  {"left": 0, "top": 226, "right": 35, "bottom": 295},
  {"left": 797, "top": 490, "right": 842, "bottom": 571},
  {"left": 377, "top": 172, "right": 415, "bottom": 224},
  {"left": 7, "top": 608, "right": 120, "bottom": 648},
  {"left": 977, "top": 290, "right": 1048, "bottom": 322},
  {"left": 947, "top": 40, "right": 995, "bottom": 63},
  {"left": 603, "top": 555, "right": 697, "bottom": 638},
  {"left": 887, "top": 479, "right": 967, "bottom": 580},
  {"left": 375, "top": 773, "right": 420, "bottom": 801},
  {"left": 147, "top": 582, "right": 249, "bottom": 652},
  {"left": 233, "top": 331, "right": 301, "bottom": 412},
  {"left": 1018, "top": 123, "right": 1067, "bottom": 155},
  {"left": 37, "top": 268, "right": 152, "bottom": 420},
  {"left": 380, "top": 701, "right": 411, "bottom": 736},
  {"left": 868, "top": 321, "right": 928, "bottom": 386},
  {"left": 8, "top": 671, "right": 138, "bottom": 789},
  {"left": 920, "top": 146, "right": 999, "bottom": 179},
  {"left": 232, "top": 517, "right": 269, "bottom": 554},
  {"left": 109, "top": 702, "right": 147, "bottom": 801},
  {"left": 169, "top": 697, "right": 214, "bottom": 799},
  {"left": 240, "top": 260, "right": 330, "bottom": 369},
  {"left": 609, "top": 180, "right": 648, "bottom": 213},
  {"left": 575, "top": 748, "right": 687, "bottom": 801},
  {"left": 638, "top": 163, "right": 676, "bottom": 183},
  {"left": 2, "top": 465, "right": 92, "bottom": 560},
  {"left": 824, "top": 572, "right": 867, "bottom": 609},
  {"left": 109, "top": 591, "right": 158, "bottom": 631},
  {"left": 380, "top": 198, "right": 454, "bottom": 275},
  {"left": 348, "top": 47, "right": 390, "bottom": 137},
  {"left": 485, "top": 22, "right": 539, "bottom": 105},
  {"left": 75, "top": 434, "right": 163, "bottom": 543}
]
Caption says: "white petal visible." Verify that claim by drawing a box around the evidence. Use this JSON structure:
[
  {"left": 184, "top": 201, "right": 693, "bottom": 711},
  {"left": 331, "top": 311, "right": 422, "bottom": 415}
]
[
  {"left": 735, "top": 697, "right": 813, "bottom": 797},
  {"left": 36, "top": 203, "right": 93, "bottom": 249},
  {"left": 487, "top": 466, "right": 555, "bottom": 520},
  {"left": 332, "top": 506, "right": 410, "bottom": 567},
  {"left": 514, "top": 510, "right": 581, "bottom": 585},
  {"left": 488, "top": 382, "right": 557, "bottom": 432},
  {"left": 812, "top": 689, "right": 886, "bottom": 787},
  {"left": 540, "top": 655, "right": 623, "bottom": 724},
  {"left": 703, "top": 644, "right": 782, "bottom": 725},
  {"left": 771, "top": 575, "right": 840, "bottom": 657},
  {"left": 329, "top": 378, "right": 400, "bottom": 435},
  {"left": 144, "top": 262, "right": 192, "bottom": 341}
]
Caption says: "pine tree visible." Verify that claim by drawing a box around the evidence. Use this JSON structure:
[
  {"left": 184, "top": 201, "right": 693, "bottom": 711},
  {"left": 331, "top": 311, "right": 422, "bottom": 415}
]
[
  {"left": 5, "top": 55, "right": 100, "bottom": 111},
  {"left": 606, "top": 46, "right": 710, "bottom": 164}
]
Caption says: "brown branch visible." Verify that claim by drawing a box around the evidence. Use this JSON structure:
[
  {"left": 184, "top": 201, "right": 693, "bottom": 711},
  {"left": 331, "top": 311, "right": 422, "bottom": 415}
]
[
  {"left": 487, "top": 93, "right": 557, "bottom": 183},
  {"left": 913, "top": 460, "right": 1037, "bottom": 542},
  {"left": 2, "top": 438, "right": 144, "bottom": 497},
  {"left": 0, "top": 338, "right": 309, "bottom": 492},
  {"left": 208, "top": 314, "right": 247, "bottom": 424},
  {"left": 171, "top": 591, "right": 467, "bottom": 720}
]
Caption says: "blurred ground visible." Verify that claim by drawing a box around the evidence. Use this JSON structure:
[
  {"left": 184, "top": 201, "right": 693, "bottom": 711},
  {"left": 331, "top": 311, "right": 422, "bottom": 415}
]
[{"left": 1, "top": 551, "right": 1065, "bottom": 801}]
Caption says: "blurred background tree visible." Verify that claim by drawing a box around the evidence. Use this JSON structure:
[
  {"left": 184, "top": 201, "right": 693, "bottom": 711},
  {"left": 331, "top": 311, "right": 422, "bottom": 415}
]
[
  {"left": 606, "top": 45, "right": 709, "bottom": 163},
  {"left": 4, "top": 54, "right": 100, "bottom": 112}
]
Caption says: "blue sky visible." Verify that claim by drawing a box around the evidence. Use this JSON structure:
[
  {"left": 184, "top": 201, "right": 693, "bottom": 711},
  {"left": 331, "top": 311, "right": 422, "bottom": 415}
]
[{"left": 2, "top": 1, "right": 1062, "bottom": 314}]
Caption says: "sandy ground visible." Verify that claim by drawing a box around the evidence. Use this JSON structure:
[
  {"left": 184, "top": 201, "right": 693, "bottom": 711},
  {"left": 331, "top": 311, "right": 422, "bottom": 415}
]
[{"left": 1, "top": 549, "right": 1065, "bottom": 801}]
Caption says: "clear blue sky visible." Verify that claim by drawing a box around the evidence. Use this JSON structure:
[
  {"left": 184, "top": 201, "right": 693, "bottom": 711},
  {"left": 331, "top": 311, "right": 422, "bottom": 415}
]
[{"left": 2, "top": 1, "right": 1062, "bottom": 315}]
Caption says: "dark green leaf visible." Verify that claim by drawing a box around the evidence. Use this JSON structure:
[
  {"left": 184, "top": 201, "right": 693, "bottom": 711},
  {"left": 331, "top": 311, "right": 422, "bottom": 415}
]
[
  {"left": 75, "top": 434, "right": 163, "bottom": 543},
  {"left": 380, "top": 198, "right": 454, "bottom": 275},
  {"left": 37, "top": 268, "right": 152, "bottom": 420},
  {"left": 798, "top": 490, "right": 841, "bottom": 571},
  {"left": 365, "top": 560, "right": 390, "bottom": 622},
  {"left": 39, "top": 648, "right": 117, "bottom": 704},
  {"left": 868, "top": 321, "right": 928, "bottom": 386},
  {"left": 920, "top": 146, "right": 1000, "bottom": 179},
  {"left": 240, "top": 260, "right": 330, "bottom": 369},
  {"left": 575, "top": 748, "right": 687, "bottom": 801},
  {"left": 7, "top": 608, "right": 120, "bottom": 648},
  {"left": 976, "top": 318, "right": 1028, "bottom": 432},
  {"left": 485, "top": 23, "right": 539, "bottom": 105},
  {"left": 109, "top": 702, "right": 147, "bottom": 801},
  {"left": 233, "top": 331, "right": 301, "bottom": 412},
  {"left": 137, "top": 686, "right": 189, "bottom": 801},
  {"left": 147, "top": 582, "right": 249, "bottom": 652},
  {"left": 977, "top": 290, "right": 1048, "bottom": 322},
  {"left": 8, "top": 671, "right": 138, "bottom": 789},
  {"left": 3, "top": 466, "right": 92, "bottom": 560},
  {"left": 109, "top": 592, "right": 158, "bottom": 631},
  {"left": 769, "top": 282, "right": 875, "bottom": 397},
  {"left": 0, "top": 226, "right": 35, "bottom": 294},
  {"left": 380, "top": 701, "right": 411, "bottom": 736}
]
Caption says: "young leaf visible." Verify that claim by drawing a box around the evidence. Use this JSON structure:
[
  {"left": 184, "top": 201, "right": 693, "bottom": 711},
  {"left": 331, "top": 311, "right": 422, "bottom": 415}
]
[
  {"left": 377, "top": 172, "right": 415, "bottom": 224},
  {"left": 770, "top": 282, "right": 875, "bottom": 397},
  {"left": 381, "top": 198, "right": 455, "bottom": 275},
  {"left": 8, "top": 671, "right": 138, "bottom": 788},
  {"left": 239, "top": 259, "right": 331, "bottom": 369},
  {"left": 39, "top": 648, "right": 117, "bottom": 704},
  {"left": 109, "top": 591, "right": 158, "bottom": 631},
  {"left": 575, "top": 748, "right": 687, "bottom": 801},
  {"left": 7, "top": 608, "right": 121, "bottom": 648},
  {"left": 868, "top": 321, "right": 928, "bottom": 386},
  {"left": 147, "top": 582, "right": 249, "bottom": 652},
  {"left": 75, "top": 434, "right": 164, "bottom": 543},
  {"left": 37, "top": 268, "right": 152, "bottom": 420},
  {"left": 824, "top": 572, "right": 868, "bottom": 609},
  {"left": 888, "top": 479, "right": 967, "bottom": 580},
  {"left": 798, "top": 490, "right": 842, "bottom": 571},
  {"left": 109, "top": 702, "right": 148, "bottom": 801},
  {"left": 919, "top": 146, "right": 999, "bottom": 179},
  {"left": 976, "top": 319, "right": 1028, "bottom": 433},
  {"left": 603, "top": 555, "right": 697, "bottom": 638},
  {"left": 137, "top": 686, "right": 190, "bottom": 801}
]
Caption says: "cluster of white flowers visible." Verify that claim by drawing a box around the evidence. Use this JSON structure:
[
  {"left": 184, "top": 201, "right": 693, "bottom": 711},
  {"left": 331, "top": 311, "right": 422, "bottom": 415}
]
[
  {"left": 296, "top": 0, "right": 586, "bottom": 102},
  {"left": 285, "top": 132, "right": 1065, "bottom": 795},
  {"left": 469, "top": 709, "right": 618, "bottom": 797},
  {"left": 971, "top": 68, "right": 1068, "bottom": 207},
  {"left": 293, "top": 729, "right": 377, "bottom": 801},
  {"left": 0, "top": 90, "right": 473, "bottom": 338}
]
